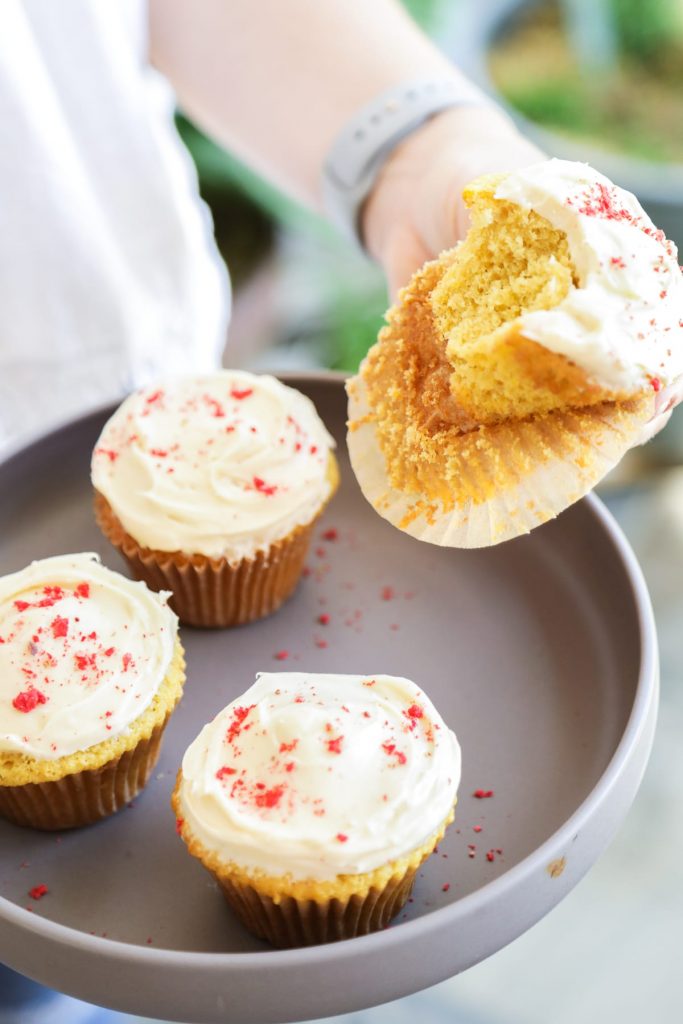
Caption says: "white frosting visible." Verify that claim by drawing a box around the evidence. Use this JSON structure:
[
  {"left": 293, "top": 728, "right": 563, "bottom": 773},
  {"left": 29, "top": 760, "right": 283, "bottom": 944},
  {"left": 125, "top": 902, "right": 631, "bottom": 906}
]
[
  {"left": 0, "top": 554, "right": 177, "bottom": 760},
  {"left": 91, "top": 372, "right": 336, "bottom": 561},
  {"left": 495, "top": 159, "right": 683, "bottom": 390},
  {"left": 177, "top": 672, "right": 461, "bottom": 881}
]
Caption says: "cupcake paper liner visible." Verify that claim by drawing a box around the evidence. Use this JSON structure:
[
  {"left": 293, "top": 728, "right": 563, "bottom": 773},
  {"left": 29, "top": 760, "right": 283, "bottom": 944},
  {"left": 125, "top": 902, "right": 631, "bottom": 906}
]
[
  {"left": 174, "top": 781, "right": 453, "bottom": 948},
  {"left": 0, "top": 716, "right": 170, "bottom": 831},
  {"left": 94, "top": 492, "right": 317, "bottom": 628},
  {"left": 216, "top": 865, "right": 418, "bottom": 948},
  {"left": 347, "top": 373, "right": 652, "bottom": 549}
]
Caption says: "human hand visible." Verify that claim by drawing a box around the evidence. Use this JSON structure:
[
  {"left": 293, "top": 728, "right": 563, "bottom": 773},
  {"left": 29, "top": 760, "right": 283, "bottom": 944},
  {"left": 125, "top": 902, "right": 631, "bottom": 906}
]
[
  {"left": 362, "top": 105, "right": 681, "bottom": 443},
  {"left": 362, "top": 104, "right": 544, "bottom": 299}
]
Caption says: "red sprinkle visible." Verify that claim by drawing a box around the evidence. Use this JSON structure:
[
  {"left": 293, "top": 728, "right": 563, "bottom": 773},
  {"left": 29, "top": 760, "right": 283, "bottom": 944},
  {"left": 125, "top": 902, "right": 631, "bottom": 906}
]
[
  {"left": 28, "top": 884, "right": 48, "bottom": 901},
  {"left": 230, "top": 388, "right": 253, "bottom": 401},
  {"left": 336, "top": 833, "right": 348, "bottom": 843},
  {"left": 175, "top": 817, "right": 184, "bottom": 835},
  {"left": 226, "top": 704, "right": 255, "bottom": 744},
  {"left": 473, "top": 789, "right": 494, "bottom": 799},
  {"left": 253, "top": 476, "right": 278, "bottom": 497},
  {"left": 442, "top": 883, "right": 451, "bottom": 892},
  {"left": 274, "top": 650, "right": 289, "bottom": 661},
  {"left": 318, "top": 614, "right": 330, "bottom": 626},
  {"left": 122, "top": 653, "right": 133, "bottom": 672},
  {"left": 279, "top": 739, "right": 298, "bottom": 753},
  {"left": 150, "top": 448, "right": 168, "bottom": 458},
  {"left": 95, "top": 447, "right": 118, "bottom": 462},
  {"left": 473, "top": 825, "right": 482, "bottom": 833},
  {"left": 254, "top": 785, "right": 285, "bottom": 809},
  {"left": 216, "top": 766, "right": 237, "bottom": 780},
  {"left": 381, "top": 586, "right": 395, "bottom": 601},
  {"left": 321, "top": 528, "right": 338, "bottom": 541},
  {"left": 651, "top": 377, "right": 662, "bottom": 392},
  {"left": 75, "top": 583, "right": 90, "bottom": 599},
  {"left": 13, "top": 688, "right": 47, "bottom": 713},
  {"left": 486, "top": 851, "right": 496, "bottom": 863},
  {"left": 326, "top": 736, "right": 344, "bottom": 754},
  {"left": 381, "top": 742, "right": 407, "bottom": 765},
  {"left": 14, "top": 600, "right": 30, "bottom": 612},
  {"left": 51, "top": 616, "right": 69, "bottom": 639},
  {"left": 104, "top": 647, "right": 115, "bottom": 657}
]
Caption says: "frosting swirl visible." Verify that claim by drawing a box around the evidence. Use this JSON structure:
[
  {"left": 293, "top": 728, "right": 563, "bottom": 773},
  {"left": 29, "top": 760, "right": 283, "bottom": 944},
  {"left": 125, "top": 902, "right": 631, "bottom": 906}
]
[
  {"left": 495, "top": 159, "right": 683, "bottom": 391},
  {"left": 91, "top": 371, "right": 336, "bottom": 560},
  {"left": 177, "top": 672, "right": 461, "bottom": 880},
  {"left": 0, "top": 554, "right": 177, "bottom": 760}
]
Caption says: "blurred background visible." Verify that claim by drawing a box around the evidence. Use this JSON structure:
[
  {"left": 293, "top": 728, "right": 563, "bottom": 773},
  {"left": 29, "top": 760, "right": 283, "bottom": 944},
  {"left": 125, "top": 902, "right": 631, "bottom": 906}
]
[{"left": 5, "top": 2, "right": 683, "bottom": 1022}]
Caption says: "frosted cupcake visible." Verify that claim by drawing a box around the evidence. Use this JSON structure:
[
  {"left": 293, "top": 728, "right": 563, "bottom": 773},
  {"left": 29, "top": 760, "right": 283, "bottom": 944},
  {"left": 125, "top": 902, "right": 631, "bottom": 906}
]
[
  {"left": 173, "top": 672, "right": 460, "bottom": 947},
  {"left": 92, "top": 371, "right": 339, "bottom": 627},
  {"left": 348, "top": 159, "right": 683, "bottom": 547},
  {"left": 0, "top": 554, "right": 184, "bottom": 830}
]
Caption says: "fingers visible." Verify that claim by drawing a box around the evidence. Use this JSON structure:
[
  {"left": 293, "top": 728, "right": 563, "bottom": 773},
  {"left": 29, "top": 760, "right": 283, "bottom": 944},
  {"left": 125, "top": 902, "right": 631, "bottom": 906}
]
[{"left": 635, "top": 408, "right": 673, "bottom": 447}]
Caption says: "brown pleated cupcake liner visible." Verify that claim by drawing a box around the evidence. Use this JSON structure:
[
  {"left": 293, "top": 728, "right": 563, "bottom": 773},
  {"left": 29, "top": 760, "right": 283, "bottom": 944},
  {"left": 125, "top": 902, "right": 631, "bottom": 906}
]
[
  {"left": 216, "top": 865, "right": 419, "bottom": 948},
  {"left": 94, "top": 491, "right": 316, "bottom": 628},
  {"left": 0, "top": 716, "right": 169, "bottom": 831}
]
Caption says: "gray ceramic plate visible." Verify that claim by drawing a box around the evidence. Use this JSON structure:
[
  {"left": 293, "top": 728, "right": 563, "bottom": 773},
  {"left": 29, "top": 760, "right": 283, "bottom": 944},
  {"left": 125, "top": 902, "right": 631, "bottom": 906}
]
[{"left": 0, "top": 374, "right": 658, "bottom": 1024}]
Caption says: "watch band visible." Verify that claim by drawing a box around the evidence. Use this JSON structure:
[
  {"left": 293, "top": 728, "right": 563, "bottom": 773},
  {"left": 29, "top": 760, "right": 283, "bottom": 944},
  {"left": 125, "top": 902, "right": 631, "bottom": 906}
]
[{"left": 321, "top": 78, "right": 485, "bottom": 248}]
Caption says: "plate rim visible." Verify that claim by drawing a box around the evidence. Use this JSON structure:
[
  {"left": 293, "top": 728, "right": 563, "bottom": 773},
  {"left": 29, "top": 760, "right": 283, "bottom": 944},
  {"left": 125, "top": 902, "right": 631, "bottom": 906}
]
[{"left": 0, "top": 371, "right": 658, "bottom": 972}]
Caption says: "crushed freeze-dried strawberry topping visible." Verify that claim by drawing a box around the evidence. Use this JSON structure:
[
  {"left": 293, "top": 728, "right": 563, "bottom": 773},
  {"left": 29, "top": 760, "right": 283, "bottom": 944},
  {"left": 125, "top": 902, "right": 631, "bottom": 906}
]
[
  {"left": 50, "top": 616, "right": 69, "bottom": 639},
  {"left": 253, "top": 785, "right": 285, "bottom": 809},
  {"left": 12, "top": 687, "right": 47, "bottom": 713},
  {"left": 226, "top": 705, "right": 256, "bottom": 744}
]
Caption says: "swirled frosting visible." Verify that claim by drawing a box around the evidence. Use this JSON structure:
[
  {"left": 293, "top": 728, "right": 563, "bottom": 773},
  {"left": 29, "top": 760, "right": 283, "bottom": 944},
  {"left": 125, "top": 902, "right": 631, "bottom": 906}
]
[
  {"left": 495, "top": 159, "right": 683, "bottom": 390},
  {"left": 176, "top": 672, "right": 461, "bottom": 881},
  {"left": 0, "top": 554, "right": 177, "bottom": 760},
  {"left": 91, "top": 372, "right": 336, "bottom": 561}
]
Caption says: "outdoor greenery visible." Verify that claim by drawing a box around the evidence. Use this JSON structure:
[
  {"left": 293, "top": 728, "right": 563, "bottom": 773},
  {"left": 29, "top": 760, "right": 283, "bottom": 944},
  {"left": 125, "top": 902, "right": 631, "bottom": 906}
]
[{"left": 491, "top": 0, "right": 683, "bottom": 164}]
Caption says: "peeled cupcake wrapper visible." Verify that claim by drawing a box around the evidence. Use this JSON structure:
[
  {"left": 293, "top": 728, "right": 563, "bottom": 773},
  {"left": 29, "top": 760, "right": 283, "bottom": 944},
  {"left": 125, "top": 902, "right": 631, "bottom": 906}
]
[
  {"left": 347, "top": 373, "right": 653, "bottom": 549},
  {"left": 94, "top": 492, "right": 317, "bottom": 628}
]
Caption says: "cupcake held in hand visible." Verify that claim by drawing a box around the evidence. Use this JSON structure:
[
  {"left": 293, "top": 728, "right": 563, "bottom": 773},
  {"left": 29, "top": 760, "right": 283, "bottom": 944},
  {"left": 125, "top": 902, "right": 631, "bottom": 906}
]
[
  {"left": 348, "top": 158, "right": 683, "bottom": 547},
  {"left": 173, "top": 671, "right": 461, "bottom": 948},
  {"left": 0, "top": 553, "right": 184, "bottom": 830},
  {"left": 92, "top": 371, "right": 339, "bottom": 627}
]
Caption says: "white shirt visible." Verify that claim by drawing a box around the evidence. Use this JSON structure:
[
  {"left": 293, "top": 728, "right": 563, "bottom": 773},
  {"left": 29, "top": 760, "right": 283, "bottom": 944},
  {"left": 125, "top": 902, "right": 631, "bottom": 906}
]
[{"left": 0, "top": 0, "right": 230, "bottom": 455}]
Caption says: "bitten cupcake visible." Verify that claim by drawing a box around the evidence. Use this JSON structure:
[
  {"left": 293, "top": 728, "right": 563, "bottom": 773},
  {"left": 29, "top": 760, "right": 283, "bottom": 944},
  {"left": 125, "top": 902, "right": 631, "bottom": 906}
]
[
  {"left": 0, "top": 553, "right": 184, "bottom": 830},
  {"left": 348, "top": 159, "right": 683, "bottom": 548},
  {"left": 92, "top": 371, "right": 339, "bottom": 627},
  {"left": 172, "top": 672, "right": 460, "bottom": 948}
]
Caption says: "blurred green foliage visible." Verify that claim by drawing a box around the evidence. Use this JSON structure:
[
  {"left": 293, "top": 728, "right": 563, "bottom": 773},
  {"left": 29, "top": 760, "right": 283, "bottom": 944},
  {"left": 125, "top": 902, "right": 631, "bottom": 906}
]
[
  {"left": 492, "top": 0, "right": 683, "bottom": 163},
  {"left": 613, "top": 0, "right": 683, "bottom": 66}
]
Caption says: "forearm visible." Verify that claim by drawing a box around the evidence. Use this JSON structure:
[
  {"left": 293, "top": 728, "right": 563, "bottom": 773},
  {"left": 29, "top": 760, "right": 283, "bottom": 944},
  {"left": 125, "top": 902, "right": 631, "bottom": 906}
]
[{"left": 149, "top": 0, "right": 486, "bottom": 210}]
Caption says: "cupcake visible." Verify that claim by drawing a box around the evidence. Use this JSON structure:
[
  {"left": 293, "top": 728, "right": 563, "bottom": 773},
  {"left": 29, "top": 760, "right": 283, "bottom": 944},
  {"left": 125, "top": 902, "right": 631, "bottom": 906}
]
[
  {"left": 172, "top": 672, "right": 460, "bottom": 948},
  {"left": 0, "top": 553, "right": 184, "bottom": 830},
  {"left": 92, "top": 371, "right": 339, "bottom": 627},
  {"left": 348, "top": 158, "right": 683, "bottom": 548}
]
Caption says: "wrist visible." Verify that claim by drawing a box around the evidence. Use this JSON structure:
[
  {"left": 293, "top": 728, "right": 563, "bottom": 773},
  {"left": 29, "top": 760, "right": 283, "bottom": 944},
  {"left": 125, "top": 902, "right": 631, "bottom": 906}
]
[{"left": 362, "top": 105, "right": 540, "bottom": 266}]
